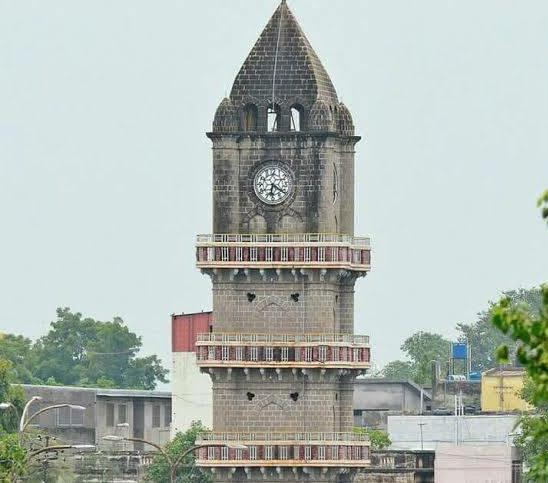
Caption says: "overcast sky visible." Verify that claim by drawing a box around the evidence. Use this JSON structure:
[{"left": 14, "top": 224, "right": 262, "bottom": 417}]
[{"left": 1, "top": 1, "right": 547, "bottom": 385}]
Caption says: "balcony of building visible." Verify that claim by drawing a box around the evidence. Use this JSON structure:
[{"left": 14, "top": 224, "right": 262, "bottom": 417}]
[
  {"left": 195, "top": 233, "right": 371, "bottom": 272},
  {"left": 196, "top": 432, "right": 370, "bottom": 468},
  {"left": 195, "top": 333, "right": 371, "bottom": 371}
]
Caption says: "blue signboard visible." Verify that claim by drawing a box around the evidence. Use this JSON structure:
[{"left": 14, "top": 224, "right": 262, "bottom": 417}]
[{"left": 452, "top": 343, "right": 468, "bottom": 360}]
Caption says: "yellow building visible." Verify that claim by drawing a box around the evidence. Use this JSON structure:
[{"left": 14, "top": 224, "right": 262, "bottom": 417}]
[{"left": 481, "top": 367, "right": 532, "bottom": 412}]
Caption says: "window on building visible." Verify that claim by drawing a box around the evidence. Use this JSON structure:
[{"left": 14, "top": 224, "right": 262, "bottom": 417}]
[
  {"left": 290, "top": 105, "right": 304, "bottom": 131},
  {"left": 305, "top": 347, "right": 313, "bottom": 362},
  {"left": 164, "top": 405, "right": 172, "bottom": 427},
  {"left": 281, "top": 347, "right": 289, "bottom": 362},
  {"left": 333, "top": 346, "right": 340, "bottom": 361},
  {"left": 152, "top": 405, "right": 161, "bottom": 428},
  {"left": 222, "top": 346, "right": 229, "bottom": 361},
  {"left": 235, "top": 448, "right": 243, "bottom": 460},
  {"left": 208, "top": 346, "right": 216, "bottom": 360},
  {"left": 304, "top": 446, "right": 311, "bottom": 460},
  {"left": 353, "top": 446, "right": 361, "bottom": 459},
  {"left": 293, "top": 445, "right": 300, "bottom": 460},
  {"left": 57, "top": 406, "right": 70, "bottom": 426},
  {"left": 267, "top": 104, "right": 281, "bottom": 132},
  {"left": 279, "top": 446, "right": 289, "bottom": 460},
  {"left": 353, "top": 348, "right": 360, "bottom": 361},
  {"left": 332, "top": 445, "right": 338, "bottom": 460},
  {"left": 221, "top": 446, "right": 229, "bottom": 460},
  {"left": 208, "top": 446, "right": 216, "bottom": 460},
  {"left": 118, "top": 404, "right": 127, "bottom": 424},
  {"left": 106, "top": 403, "right": 115, "bottom": 427},
  {"left": 57, "top": 406, "right": 84, "bottom": 427},
  {"left": 265, "top": 445, "right": 274, "bottom": 460},
  {"left": 243, "top": 104, "right": 258, "bottom": 131},
  {"left": 265, "top": 347, "right": 274, "bottom": 362}
]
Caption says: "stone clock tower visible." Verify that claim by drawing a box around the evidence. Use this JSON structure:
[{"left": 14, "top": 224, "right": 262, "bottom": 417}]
[{"left": 194, "top": 2, "right": 372, "bottom": 482}]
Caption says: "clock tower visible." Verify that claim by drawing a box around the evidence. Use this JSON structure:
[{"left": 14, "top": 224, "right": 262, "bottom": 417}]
[{"left": 194, "top": 2, "right": 372, "bottom": 482}]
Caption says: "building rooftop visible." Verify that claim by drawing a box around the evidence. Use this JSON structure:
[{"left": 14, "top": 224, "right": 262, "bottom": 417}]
[
  {"left": 482, "top": 367, "right": 526, "bottom": 377},
  {"left": 355, "top": 378, "right": 432, "bottom": 401},
  {"left": 20, "top": 384, "right": 171, "bottom": 399}
]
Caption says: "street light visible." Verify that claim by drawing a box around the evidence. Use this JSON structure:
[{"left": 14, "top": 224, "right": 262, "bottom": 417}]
[
  {"left": 28, "top": 444, "right": 95, "bottom": 461},
  {"left": 102, "top": 435, "right": 247, "bottom": 483}
]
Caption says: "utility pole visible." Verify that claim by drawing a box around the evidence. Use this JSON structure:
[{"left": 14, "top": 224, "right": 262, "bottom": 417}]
[{"left": 418, "top": 422, "right": 427, "bottom": 451}]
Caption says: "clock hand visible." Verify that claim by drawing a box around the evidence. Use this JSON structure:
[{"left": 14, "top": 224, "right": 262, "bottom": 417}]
[{"left": 272, "top": 183, "right": 286, "bottom": 194}]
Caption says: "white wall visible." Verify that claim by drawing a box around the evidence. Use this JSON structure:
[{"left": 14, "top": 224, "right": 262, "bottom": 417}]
[
  {"left": 388, "top": 415, "right": 519, "bottom": 450},
  {"left": 171, "top": 352, "right": 212, "bottom": 436},
  {"left": 435, "top": 444, "right": 516, "bottom": 483}
]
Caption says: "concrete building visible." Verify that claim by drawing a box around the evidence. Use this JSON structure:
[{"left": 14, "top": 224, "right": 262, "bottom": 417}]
[
  {"left": 171, "top": 311, "right": 213, "bottom": 435},
  {"left": 388, "top": 414, "right": 519, "bottom": 451},
  {"left": 354, "top": 379, "right": 432, "bottom": 429},
  {"left": 191, "top": 1, "right": 372, "bottom": 481},
  {"left": 21, "top": 384, "right": 171, "bottom": 451},
  {"left": 434, "top": 444, "right": 521, "bottom": 483},
  {"left": 481, "top": 367, "right": 532, "bottom": 413}
]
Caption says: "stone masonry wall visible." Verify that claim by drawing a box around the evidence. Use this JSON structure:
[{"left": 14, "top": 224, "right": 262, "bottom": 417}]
[{"left": 210, "top": 134, "right": 356, "bottom": 236}]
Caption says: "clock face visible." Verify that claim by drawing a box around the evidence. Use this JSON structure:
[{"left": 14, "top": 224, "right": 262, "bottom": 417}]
[{"left": 254, "top": 165, "right": 292, "bottom": 205}]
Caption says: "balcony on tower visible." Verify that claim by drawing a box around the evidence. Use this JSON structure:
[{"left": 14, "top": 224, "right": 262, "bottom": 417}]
[
  {"left": 196, "top": 432, "right": 371, "bottom": 471},
  {"left": 195, "top": 333, "right": 370, "bottom": 375},
  {"left": 195, "top": 234, "right": 371, "bottom": 272}
]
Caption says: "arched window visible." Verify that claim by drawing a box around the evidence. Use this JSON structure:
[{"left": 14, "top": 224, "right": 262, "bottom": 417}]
[
  {"left": 290, "top": 104, "right": 305, "bottom": 131},
  {"left": 243, "top": 104, "right": 258, "bottom": 131},
  {"left": 267, "top": 104, "right": 281, "bottom": 132}
]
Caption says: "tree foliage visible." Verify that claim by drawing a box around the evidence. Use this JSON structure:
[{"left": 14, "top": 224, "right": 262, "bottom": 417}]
[
  {"left": 381, "top": 332, "right": 450, "bottom": 385},
  {"left": 0, "top": 433, "right": 26, "bottom": 481},
  {"left": 457, "top": 288, "right": 541, "bottom": 372},
  {"left": 0, "top": 358, "right": 25, "bottom": 433},
  {"left": 490, "top": 193, "right": 548, "bottom": 481},
  {"left": 145, "top": 421, "right": 212, "bottom": 483},
  {"left": 1, "top": 308, "right": 168, "bottom": 390},
  {"left": 381, "top": 360, "right": 415, "bottom": 381},
  {"left": 353, "top": 427, "right": 391, "bottom": 450},
  {"left": 0, "top": 358, "right": 27, "bottom": 481}
]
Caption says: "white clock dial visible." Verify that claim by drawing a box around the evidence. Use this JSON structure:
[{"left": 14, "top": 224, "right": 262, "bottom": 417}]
[{"left": 254, "top": 165, "right": 292, "bottom": 205}]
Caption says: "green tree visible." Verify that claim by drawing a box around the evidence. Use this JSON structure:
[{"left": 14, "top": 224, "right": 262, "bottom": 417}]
[
  {"left": 457, "top": 288, "right": 541, "bottom": 372},
  {"left": 381, "top": 360, "right": 415, "bottom": 381},
  {"left": 0, "top": 333, "right": 36, "bottom": 384},
  {"left": 145, "top": 421, "right": 212, "bottom": 483},
  {"left": 0, "top": 433, "right": 26, "bottom": 481},
  {"left": 382, "top": 332, "right": 450, "bottom": 385},
  {"left": 353, "top": 427, "right": 391, "bottom": 450},
  {"left": 0, "top": 359, "right": 25, "bottom": 433},
  {"left": 490, "top": 192, "right": 548, "bottom": 481},
  {"left": 32, "top": 308, "right": 168, "bottom": 390},
  {"left": 0, "top": 358, "right": 27, "bottom": 481}
]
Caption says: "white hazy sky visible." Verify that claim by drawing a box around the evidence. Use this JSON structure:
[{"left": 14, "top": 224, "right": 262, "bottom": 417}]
[{"left": 1, "top": 1, "right": 547, "bottom": 385}]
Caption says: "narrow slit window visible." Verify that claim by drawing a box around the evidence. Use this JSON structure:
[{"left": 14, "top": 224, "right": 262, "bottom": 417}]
[
  {"left": 244, "top": 104, "right": 258, "bottom": 131},
  {"left": 268, "top": 104, "right": 281, "bottom": 132},
  {"left": 291, "top": 105, "right": 304, "bottom": 131}
]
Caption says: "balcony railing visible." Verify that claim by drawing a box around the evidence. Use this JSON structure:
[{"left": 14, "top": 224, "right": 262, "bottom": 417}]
[
  {"left": 196, "top": 432, "right": 370, "bottom": 468},
  {"left": 195, "top": 233, "right": 371, "bottom": 271},
  {"left": 195, "top": 333, "right": 370, "bottom": 369},
  {"left": 196, "top": 333, "right": 370, "bottom": 345}
]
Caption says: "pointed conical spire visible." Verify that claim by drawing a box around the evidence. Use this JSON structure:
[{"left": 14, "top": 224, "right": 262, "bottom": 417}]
[{"left": 230, "top": 2, "right": 338, "bottom": 108}]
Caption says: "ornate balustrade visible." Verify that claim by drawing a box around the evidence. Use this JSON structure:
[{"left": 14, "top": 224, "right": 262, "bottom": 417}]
[
  {"left": 195, "top": 333, "right": 370, "bottom": 369},
  {"left": 195, "top": 233, "right": 371, "bottom": 271},
  {"left": 196, "top": 432, "right": 370, "bottom": 468}
]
